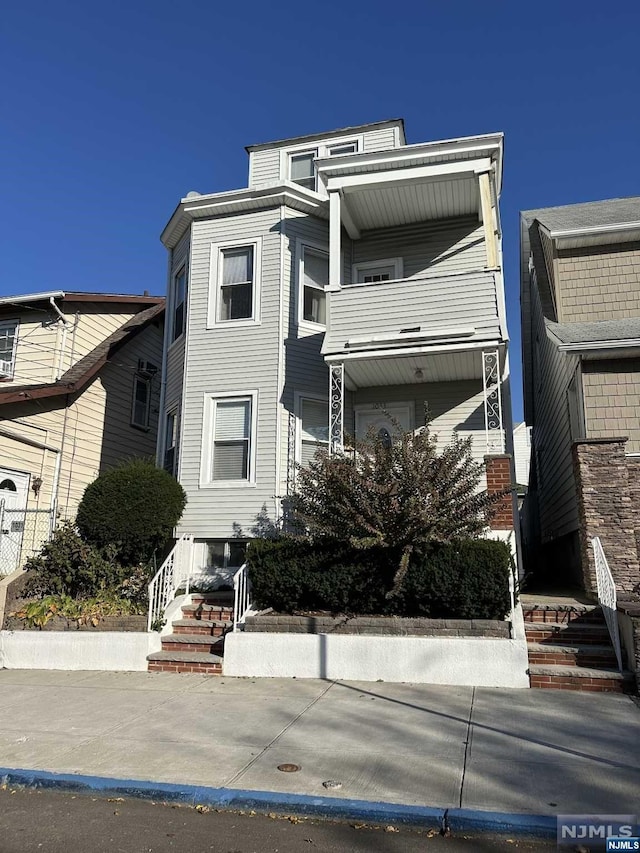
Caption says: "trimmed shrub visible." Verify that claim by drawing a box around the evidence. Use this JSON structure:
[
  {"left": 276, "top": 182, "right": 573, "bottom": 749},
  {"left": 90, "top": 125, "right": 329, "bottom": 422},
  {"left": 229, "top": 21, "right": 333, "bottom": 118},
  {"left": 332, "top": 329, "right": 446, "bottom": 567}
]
[
  {"left": 22, "top": 523, "right": 127, "bottom": 600},
  {"left": 76, "top": 458, "right": 186, "bottom": 565},
  {"left": 247, "top": 536, "right": 513, "bottom": 620}
]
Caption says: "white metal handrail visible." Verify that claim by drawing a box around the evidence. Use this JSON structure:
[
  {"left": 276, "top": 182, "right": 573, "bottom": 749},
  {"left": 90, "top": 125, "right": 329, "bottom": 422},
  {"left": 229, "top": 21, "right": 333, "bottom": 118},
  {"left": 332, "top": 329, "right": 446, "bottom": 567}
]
[
  {"left": 232, "top": 563, "right": 251, "bottom": 632},
  {"left": 147, "top": 534, "right": 194, "bottom": 631},
  {"left": 592, "top": 537, "right": 623, "bottom": 672}
]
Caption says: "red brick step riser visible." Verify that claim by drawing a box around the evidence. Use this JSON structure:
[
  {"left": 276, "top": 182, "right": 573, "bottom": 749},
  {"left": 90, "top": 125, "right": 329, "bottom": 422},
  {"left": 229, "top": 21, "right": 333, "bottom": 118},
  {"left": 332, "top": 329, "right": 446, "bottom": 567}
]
[
  {"left": 523, "top": 609, "right": 602, "bottom": 624},
  {"left": 528, "top": 650, "right": 618, "bottom": 668},
  {"left": 182, "top": 609, "right": 233, "bottom": 622},
  {"left": 161, "top": 641, "right": 224, "bottom": 655},
  {"left": 148, "top": 661, "right": 223, "bottom": 675},
  {"left": 530, "top": 675, "right": 625, "bottom": 692},
  {"left": 525, "top": 626, "right": 610, "bottom": 644},
  {"left": 173, "top": 624, "right": 227, "bottom": 637}
]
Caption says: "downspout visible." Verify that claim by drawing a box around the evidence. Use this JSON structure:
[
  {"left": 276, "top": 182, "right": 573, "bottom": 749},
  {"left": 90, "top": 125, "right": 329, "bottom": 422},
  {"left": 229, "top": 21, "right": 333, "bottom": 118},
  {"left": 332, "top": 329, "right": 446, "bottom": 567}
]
[{"left": 49, "top": 296, "right": 70, "bottom": 380}]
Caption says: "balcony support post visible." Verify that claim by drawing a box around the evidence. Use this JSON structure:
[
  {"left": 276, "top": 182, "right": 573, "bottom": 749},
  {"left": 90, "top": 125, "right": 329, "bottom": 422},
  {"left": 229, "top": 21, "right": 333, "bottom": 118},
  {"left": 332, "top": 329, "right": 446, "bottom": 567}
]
[
  {"left": 328, "top": 190, "right": 342, "bottom": 289},
  {"left": 478, "top": 170, "right": 498, "bottom": 269},
  {"left": 329, "top": 362, "right": 344, "bottom": 455},
  {"left": 482, "top": 349, "right": 505, "bottom": 454}
]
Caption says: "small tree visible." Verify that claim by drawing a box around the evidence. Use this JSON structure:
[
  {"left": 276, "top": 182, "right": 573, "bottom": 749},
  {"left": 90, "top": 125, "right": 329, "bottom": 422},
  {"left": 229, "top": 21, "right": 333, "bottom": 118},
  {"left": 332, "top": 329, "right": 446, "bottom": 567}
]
[
  {"left": 289, "top": 421, "right": 505, "bottom": 598},
  {"left": 76, "top": 459, "right": 186, "bottom": 565}
]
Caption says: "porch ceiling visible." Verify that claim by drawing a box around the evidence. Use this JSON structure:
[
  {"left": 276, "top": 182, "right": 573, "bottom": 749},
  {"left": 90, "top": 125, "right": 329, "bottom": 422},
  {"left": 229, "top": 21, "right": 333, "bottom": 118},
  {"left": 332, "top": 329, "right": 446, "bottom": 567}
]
[
  {"left": 344, "top": 174, "right": 480, "bottom": 232},
  {"left": 342, "top": 347, "right": 486, "bottom": 389}
]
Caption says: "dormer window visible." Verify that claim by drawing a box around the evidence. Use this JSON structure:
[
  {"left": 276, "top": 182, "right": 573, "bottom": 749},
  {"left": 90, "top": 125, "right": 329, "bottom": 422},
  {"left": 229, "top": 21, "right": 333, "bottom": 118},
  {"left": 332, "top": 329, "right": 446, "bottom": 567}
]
[
  {"left": 290, "top": 151, "right": 317, "bottom": 191},
  {"left": 327, "top": 141, "right": 358, "bottom": 156}
]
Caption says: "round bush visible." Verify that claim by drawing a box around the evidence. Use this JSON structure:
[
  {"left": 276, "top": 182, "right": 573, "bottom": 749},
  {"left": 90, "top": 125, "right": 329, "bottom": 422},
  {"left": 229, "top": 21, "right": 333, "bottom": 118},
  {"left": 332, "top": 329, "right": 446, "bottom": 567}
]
[{"left": 76, "top": 459, "right": 186, "bottom": 565}]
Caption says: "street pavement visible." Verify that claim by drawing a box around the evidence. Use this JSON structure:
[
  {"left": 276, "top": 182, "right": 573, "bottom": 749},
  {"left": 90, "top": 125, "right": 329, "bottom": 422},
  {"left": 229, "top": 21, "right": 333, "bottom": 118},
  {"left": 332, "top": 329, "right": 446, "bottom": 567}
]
[{"left": 0, "top": 669, "right": 638, "bottom": 824}]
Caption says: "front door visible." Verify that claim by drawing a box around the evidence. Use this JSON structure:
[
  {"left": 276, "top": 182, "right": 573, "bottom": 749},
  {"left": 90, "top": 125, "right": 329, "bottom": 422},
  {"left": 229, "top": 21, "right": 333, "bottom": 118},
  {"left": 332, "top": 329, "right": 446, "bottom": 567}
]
[
  {"left": 0, "top": 468, "right": 30, "bottom": 576},
  {"left": 354, "top": 403, "right": 413, "bottom": 444}
]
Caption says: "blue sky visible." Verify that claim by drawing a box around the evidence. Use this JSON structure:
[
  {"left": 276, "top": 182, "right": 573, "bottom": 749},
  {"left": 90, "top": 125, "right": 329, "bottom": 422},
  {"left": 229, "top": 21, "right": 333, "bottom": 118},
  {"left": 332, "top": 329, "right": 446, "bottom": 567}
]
[{"left": 3, "top": 1, "right": 640, "bottom": 420}]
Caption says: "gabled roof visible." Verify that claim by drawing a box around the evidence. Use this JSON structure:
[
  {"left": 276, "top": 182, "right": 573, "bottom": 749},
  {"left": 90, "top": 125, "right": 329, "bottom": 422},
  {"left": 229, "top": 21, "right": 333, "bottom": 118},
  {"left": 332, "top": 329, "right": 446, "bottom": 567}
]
[
  {"left": 0, "top": 302, "right": 165, "bottom": 405},
  {"left": 522, "top": 196, "right": 640, "bottom": 235}
]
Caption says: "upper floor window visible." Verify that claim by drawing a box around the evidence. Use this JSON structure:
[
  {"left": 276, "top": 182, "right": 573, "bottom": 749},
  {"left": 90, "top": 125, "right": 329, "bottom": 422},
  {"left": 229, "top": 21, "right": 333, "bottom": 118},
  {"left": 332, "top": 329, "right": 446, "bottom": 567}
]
[
  {"left": 201, "top": 393, "right": 257, "bottom": 486},
  {"left": 327, "top": 141, "right": 358, "bottom": 156},
  {"left": 164, "top": 410, "right": 178, "bottom": 475},
  {"left": 0, "top": 320, "right": 18, "bottom": 379},
  {"left": 290, "top": 151, "right": 317, "bottom": 191},
  {"left": 301, "top": 245, "right": 329, "bottom": 327},
  {"left": 209, "top": 240, "right": 261, "bottom": 327},
  {"left": 172, "top": 267, "right": 187, "bottom": 342}
]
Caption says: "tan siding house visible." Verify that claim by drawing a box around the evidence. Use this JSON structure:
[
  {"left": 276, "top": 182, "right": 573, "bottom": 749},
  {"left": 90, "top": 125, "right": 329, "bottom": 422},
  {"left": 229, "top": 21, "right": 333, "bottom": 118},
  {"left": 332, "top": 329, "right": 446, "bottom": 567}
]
[
  {"left": 521, "top": 196, "right": 640, "bottom": 595},
  {"left": 0, "top": 292, "right": 164, "bottom": 575}
]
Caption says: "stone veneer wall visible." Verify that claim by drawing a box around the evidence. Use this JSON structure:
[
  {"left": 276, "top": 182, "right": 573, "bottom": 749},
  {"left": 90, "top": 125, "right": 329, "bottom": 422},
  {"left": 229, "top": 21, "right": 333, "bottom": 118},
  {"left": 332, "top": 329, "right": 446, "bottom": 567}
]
[{"left": 572, "top": 438, "right": 640, "bottom": 595}]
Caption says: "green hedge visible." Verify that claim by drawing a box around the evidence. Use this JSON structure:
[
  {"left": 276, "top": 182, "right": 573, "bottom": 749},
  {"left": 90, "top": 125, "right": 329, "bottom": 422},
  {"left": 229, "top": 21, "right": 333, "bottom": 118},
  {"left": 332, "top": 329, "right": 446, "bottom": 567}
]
[{"left": 247, "top": 537, "right": 513, "bottom": 620}]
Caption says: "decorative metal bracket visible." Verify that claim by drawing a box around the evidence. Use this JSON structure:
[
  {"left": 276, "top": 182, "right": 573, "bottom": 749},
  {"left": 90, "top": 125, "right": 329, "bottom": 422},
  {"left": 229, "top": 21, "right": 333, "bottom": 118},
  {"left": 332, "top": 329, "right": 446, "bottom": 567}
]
[
  {"left": 329, "top": 363, "right": 344, "bottom": 455},
  {"left": 482, "top": 349, "right": 504, "bottom": 454},
  {"left": 286, "top": 410, "right": 297, "bottom": 495}
]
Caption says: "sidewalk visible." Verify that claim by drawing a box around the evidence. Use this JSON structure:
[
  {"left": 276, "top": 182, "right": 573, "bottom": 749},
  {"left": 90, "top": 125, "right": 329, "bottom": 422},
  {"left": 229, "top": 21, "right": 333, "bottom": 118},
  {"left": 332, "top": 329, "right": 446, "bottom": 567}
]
[{"left": 0, "top": 670, "right": 638, "bottom": 828}]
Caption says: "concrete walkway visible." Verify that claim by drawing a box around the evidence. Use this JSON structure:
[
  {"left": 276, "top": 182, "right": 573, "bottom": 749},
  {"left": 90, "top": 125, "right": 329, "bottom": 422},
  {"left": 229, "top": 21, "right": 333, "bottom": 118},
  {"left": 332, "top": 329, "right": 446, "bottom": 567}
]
[{"left": 0, "top": 670, "right": 638, "bottom": 819}]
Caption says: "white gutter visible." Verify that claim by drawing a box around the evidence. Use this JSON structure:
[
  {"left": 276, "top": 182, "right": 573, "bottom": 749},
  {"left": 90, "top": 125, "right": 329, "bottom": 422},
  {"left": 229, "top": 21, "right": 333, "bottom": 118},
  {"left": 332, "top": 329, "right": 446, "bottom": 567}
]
[
  {"left": 549, "top": 221, "right": 640, "bottom": 239},
  {"left": 558, "top": 338, "right": 640, "bottom": 353},
  {"left": 0, "top": 290, "right": 64, "bottom": 306}
]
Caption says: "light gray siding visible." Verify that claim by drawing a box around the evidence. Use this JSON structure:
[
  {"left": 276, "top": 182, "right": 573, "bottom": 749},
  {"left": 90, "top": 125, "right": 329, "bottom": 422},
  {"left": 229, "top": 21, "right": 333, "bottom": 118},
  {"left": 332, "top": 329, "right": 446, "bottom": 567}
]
[
  {"left": 177, "top": 208, "right": 283, "bottom": 540},
  {"left": 361, "top": 125, "right": 399, "bottom": 152},
  {"left": 248, "top": 148, "right": 281, "bottom": 189},
  {"left": 351, "top": 217, "right": 486, "bottom": 281},
  {"left": 323, "top": 270, "right": 500, "bottom": 356},
  {"left": 530, "top": 282, "right": 580, "bottom": 541}
]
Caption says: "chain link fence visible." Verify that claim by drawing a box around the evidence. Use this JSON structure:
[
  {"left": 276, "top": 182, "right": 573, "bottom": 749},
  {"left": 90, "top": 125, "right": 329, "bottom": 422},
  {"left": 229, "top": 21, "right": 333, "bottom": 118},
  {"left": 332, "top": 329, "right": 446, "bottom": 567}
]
[{"left": 0, "top": 506, "right": 55, "bottom": 578}]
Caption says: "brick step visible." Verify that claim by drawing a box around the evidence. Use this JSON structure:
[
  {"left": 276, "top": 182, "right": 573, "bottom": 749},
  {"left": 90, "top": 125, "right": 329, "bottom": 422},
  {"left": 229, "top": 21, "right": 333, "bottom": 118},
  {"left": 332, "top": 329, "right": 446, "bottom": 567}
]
[
  {"left": 523, "top": 605, "right": 603, "bottom": 625},
  {"left": 182, "top": 603, "right": 233, "bottom": 622},
  {"left": 527, "top": 642, "right": 619, "bottom": 669},
  {"left": 172, "top": 619, "right": 229, "bottom": 637},
  {"left": 190, "top": 592, "right": 234, "bottom": 606},
  {"left": 161, "top": 633, "right": 225, "bottom": 655},
  {"left": 528, "top": 664, "right": 633, "bottom": 693},
  {"left": 524, "top": 622, "right": 611, "bottom": 645},
  {"left": 147, "top": 650, "right": 223, "bottom": 675}
]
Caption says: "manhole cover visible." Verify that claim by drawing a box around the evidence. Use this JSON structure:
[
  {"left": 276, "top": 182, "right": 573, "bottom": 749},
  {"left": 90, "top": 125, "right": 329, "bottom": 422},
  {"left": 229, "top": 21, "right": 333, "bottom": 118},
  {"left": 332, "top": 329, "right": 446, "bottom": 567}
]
[
  {"left": 322, "top": 780, "right": 342, "bottom": 790},
  {"left": 277, "top": 763, "right": 300, "bottom": 772}
]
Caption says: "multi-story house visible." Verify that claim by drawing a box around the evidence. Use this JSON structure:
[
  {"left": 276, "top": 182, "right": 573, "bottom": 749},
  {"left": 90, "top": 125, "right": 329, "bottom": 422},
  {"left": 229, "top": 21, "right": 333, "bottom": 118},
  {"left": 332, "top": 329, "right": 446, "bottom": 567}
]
[
  {"left": 521, "top": 197, "right": 640, "bottom": 598},
  {"left": 0, "top": 291, "right": 164, "bottom": 576},
  {"left": 159, "top": 120, "right": 516, "bottom": 588}
]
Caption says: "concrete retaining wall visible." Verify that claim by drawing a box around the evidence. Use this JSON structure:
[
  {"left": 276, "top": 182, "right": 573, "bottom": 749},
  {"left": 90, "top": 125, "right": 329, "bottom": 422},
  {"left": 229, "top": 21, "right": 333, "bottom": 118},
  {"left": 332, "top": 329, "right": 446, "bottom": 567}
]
[
  {"left": 224, "top": 606, "right": 530, "bottom": 687},
  {"left": 0, "top": 630, "right": 162, "bottom": 671}
]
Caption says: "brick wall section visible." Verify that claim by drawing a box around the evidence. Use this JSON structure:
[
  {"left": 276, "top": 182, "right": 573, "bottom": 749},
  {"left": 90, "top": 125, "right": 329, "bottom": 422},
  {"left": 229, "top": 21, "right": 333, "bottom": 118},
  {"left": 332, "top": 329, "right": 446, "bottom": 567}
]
[
  {"left": 557, "top": 241, "right": 640, "bottom": 323},
  {"left": 485, "top": 454, "right": 514, "bottom": 530},
  {"left": 572, "top": 438, "right": 640, "bottom": 594},
  {"left": 583, "top": 359, "right": 640, "bottom": 453}
]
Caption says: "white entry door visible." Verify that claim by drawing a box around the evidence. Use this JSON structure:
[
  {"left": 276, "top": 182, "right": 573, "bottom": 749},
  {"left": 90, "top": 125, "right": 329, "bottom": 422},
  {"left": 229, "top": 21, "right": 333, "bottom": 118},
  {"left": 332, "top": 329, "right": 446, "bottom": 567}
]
[
  {"left": 354, "top": 403, "right": 413, "bottom": 444},
  {"left": 0, "top": 468, "right": 30, "bottom": 576}
]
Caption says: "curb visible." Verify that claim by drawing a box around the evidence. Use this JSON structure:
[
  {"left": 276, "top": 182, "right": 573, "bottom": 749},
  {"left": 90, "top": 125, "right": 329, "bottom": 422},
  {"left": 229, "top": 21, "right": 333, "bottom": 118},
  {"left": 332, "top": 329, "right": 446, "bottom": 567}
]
[{"left": 0, "top": 767, "right": 557, "bottom": 838}]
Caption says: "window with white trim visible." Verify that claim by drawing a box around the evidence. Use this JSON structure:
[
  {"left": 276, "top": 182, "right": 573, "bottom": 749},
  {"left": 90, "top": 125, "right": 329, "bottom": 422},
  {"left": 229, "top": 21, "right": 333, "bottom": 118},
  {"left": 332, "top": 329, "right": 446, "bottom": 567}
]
[
  {"left": 0, "top": 321, "right": 18, "bottom": 379},
  {"left": 327, "top": 141, "right": 358, "bottom": 156},
  {"left": 131, "top": 373, "right": 152, "bottom": 430},
  {"left": 208, "top": 397, "right": 253, "bottom": 482},
  {"left": 207, "top": 540, "right": 247, "bottom": 571},
  {"left": 289, "top": 151, "right": 317, "bottom": 190},
  {"left": 218, "top": 245, "right": 256, "bottom": 322},
  {"left": 172, "top": 267, "right": 186, "bottom": 342},
  {"left": 300, "top": 398, "right": 329, "bottom": 466},
  {"left": 164, "top": 410, "right": 178, "bottom": 475},
  {"left": 353, "top": 258, "right": 403, "bottom": 284},
  {"left": 301, "top": 246, "right": 329, "bottom": 326}
]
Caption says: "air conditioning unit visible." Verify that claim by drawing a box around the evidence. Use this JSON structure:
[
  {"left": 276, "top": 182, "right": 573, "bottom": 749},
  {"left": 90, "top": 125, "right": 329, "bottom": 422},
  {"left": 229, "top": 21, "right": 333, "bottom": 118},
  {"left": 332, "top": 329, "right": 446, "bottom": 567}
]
[{"left": 0, "top": 359, "right": 12, "bottom": 378}]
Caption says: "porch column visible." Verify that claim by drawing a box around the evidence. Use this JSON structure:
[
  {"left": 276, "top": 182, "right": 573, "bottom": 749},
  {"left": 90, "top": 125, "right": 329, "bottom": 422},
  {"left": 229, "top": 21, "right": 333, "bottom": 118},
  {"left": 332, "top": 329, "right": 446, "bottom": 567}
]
[
  {"left": 478, "top": 170, "right": 498, "bottom": 269},
  {"left": 328, "top": 190, "right": 342, "bottom": 288},
  {"left": 485, "top": 455, "right": 514, "bottom": 530},
  {"left": 482, "top": 349, "right": 505, "bottom": 453},
  {"left": 329, "top": 362, "right": 344, "bottom": 454}
]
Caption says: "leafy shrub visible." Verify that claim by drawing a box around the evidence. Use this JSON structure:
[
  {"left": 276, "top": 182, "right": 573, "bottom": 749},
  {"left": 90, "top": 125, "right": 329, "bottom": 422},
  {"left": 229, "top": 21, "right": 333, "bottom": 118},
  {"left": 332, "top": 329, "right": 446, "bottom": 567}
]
[
  {"left": 290, "top": 419, "right": 507, "bottom": 598},
  {"left": 76, "top": 458, "right": 186, "bottom": 564},
  {"left": 22, "top": 523, "right": 128, "bottom": 599},
  {"left": 247, "top": 536, "right": 513, "bottom": 620},
  {"left": 11, "top": 591, "right": 146, "bottom": 630}
]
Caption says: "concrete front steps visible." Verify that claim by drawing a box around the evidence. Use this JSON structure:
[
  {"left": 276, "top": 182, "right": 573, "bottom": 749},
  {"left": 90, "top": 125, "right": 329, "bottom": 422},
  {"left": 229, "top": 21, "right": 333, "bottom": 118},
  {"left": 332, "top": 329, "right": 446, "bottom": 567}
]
[
  {"left": 522, "top": 596, "right": 634, "bottom": 693},
  {"left": 147, "top": 593, "right": 234, "bottom": 675}
]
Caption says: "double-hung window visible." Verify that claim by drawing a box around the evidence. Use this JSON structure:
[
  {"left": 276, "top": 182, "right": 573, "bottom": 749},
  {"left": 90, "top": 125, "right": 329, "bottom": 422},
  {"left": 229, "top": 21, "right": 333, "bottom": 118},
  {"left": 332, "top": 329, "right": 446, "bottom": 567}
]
[
  {"left": 131, "top": 373, "right": 152, "bottom": 430},
  {"left": 287, "top": 138, "right": 361, "bottom": 191},
  {"left": 300, "top": 398, "right": 329, "bottom": 466},
  {"left": 0, "top": 321, "right": 18, "bottom": 379},
  {"left": 301, "top": 245, "right": 329, "bottom": 326},
  {"left": 164, "top": 411, "right": 178, "bottom": 475},
  {"left": 210, "top": 240, "right": 261, "bottom": 326},
  {"left": 203, "top": 394, "right": 256, "bottom": 485},
  {"left": 289, "top": 151, "right": 317, "bottom": 190},
  {"left": 172, "top": 267, "right": 187, "bottom": 342}
]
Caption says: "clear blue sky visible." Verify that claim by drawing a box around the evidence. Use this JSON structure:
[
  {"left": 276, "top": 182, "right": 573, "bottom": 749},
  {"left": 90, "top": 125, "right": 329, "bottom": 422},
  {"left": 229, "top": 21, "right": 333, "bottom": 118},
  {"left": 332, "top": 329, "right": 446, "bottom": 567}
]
[{"left": 3, "top": 0, "right": 640, "bottom": 420}]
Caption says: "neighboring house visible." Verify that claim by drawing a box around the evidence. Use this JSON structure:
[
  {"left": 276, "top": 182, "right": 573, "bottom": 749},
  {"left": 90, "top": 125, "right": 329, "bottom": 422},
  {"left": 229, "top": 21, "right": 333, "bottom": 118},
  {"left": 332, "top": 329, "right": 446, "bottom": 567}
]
[
  {"left": 513, "top": 422, "right": 532, "bottom": 492},
  {"left": 159, "top": 119, "right": 516, "bottom": 587},
  {"left": 521, "top": 197, "right": 640, "bottom": 596},
  {"left": 0, "top": 291, "right": 165, "bottom": 576}
]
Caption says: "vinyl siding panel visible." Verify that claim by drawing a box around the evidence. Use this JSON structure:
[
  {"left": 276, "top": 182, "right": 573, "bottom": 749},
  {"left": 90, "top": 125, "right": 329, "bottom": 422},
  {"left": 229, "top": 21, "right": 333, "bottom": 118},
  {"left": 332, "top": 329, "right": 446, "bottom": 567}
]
[
  {"left": 583, "top": 359, "right": 640, "bottom": 453},
  {"left": 1, "top": 308, "right": 59, "bottom": 387},
  {"left": 352, "top": 217, "right": 486, "bottom": 280},
  {"left": 557, "top": 242, "right": 640, "bottom": 323},
  {"left": 177, "top": 208, "right": 284, "bottom": 539},
  {"left": 361, "top": 126, "right": 399, "bottom": 152},
  {"left": 530, "top": 283, "right": 580, "bottom": 542},
  {"left": 324, "top": 271, "right": 500, "bottom": 356},
  {"left": 60, "top": 304, "right": 137, "bottom": 370},
  {"left": 249, "top": 149, "right": 281, "bottom": 188}
]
